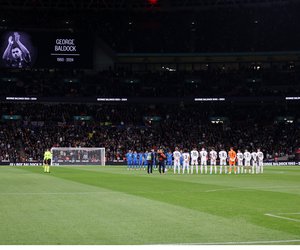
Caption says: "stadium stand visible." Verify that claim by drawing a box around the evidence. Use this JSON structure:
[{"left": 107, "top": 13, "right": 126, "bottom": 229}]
[{"left": 0, "top": 0, "right": 299, "bottom": 164}]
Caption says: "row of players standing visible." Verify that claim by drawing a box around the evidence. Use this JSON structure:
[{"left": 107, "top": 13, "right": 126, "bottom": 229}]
[
  {"left": 125, "top": 147, "right": 264, "bottom": 174},
  {"left": 125, "top": 149, "right": 168, "bottom": 174}
]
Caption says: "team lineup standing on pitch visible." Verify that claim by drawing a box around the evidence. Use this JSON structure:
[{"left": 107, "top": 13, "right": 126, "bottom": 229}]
[{"left": 125, "top": 147, "right": 264, "bottom": 174}]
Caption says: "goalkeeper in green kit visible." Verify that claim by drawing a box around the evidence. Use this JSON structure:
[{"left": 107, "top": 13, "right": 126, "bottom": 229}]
[{"left": 43, "top": 149, "right": 52, "bottom": 173}]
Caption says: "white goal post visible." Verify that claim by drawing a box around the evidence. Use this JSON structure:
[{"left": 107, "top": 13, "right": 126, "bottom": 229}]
[{"left": 51, "top": 147, "right": 105, "bottom": 166}]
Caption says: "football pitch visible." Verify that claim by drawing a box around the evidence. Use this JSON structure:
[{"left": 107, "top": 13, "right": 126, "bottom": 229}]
[{"left": 0, "top": 165, "right": 300, "bottom": 245}]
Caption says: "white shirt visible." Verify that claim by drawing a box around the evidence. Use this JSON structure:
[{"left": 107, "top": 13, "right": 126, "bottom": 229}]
[
  {"left": 200, "top": 150, "right": 208, "bottom": 159},
  {"left": 182, "top": 152, "right": 190, "bottom": 162},
  {"left": 173, "top": 150, "right": 181, "bottom": 160},
  {"left": 190, "top": 150, "right": 199, "bottom": 160},
  {"left": 251, "top": 152, "right": 257, "bottom": 161},
  {"left": 257, "top": 151, "right": 264, "bottom": 161},
  {"left": 237, "top": 152, "right": 244, "bottom": 161},
  {"left": 210, "top": 150, "right": 217, "bottom": 160},
  {"left": 244, "top": 152, "right": 251, "bottom": 161},
  {"left": 219, "top": 150, "right": 227, "bottom": 159}
]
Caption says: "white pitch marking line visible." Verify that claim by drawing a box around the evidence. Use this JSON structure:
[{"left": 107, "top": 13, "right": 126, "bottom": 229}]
[
  {"left": 205, "top": 185, "right": 300, "bottom": 192},
  {"left": 265, "top": 213, "right": 300, "bottom": 222},
  {"left": 278, "top": 212, "right": 300, "bottom": 215},
  {"left": 174, "top": 239, "right": 300, "bottom": 245}
]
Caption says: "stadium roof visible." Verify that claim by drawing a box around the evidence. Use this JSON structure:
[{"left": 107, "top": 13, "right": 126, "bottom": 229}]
[{"left": 0, "top": 0, "right": 296, "bottom": 11}]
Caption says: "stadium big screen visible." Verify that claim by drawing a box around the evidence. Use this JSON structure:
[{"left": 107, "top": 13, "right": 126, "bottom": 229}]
[{"left": 0, "top": 31, "right": 93, "bottom": 69}]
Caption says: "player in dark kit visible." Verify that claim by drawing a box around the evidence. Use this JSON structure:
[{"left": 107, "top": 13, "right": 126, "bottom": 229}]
[{"left": 157, "top": 149, "right": 167, "bottom": 174}]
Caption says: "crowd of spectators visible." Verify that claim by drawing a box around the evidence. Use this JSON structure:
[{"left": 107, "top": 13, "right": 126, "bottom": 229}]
[{"left": 0, "top": 102, "right": 299, "bottom": 163}]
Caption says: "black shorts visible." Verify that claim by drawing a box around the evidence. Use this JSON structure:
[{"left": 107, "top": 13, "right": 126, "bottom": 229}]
[{"left": 44, "top": 159, "right": 51, "bottom": 165}]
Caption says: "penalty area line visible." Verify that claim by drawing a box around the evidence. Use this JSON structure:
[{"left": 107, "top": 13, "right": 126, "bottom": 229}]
[{"left": 264, "top": 213, "right": 300, "bottom": 222}]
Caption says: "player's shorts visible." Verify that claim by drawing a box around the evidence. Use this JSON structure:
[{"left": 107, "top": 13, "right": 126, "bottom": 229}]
[
  {"left": 220, "top": 159, "right": 226, "bottom": 165},
  {"left": 183, "top": 161, "right": 189, "bottom": 167},
  {"left": 229, "top": 160, "right": 235, "bottom": 166},
  {"left": 174, "top": 159, "right": 180, "bottom": 167},
  {"left": 210, "top": 160, "right": 216, "bottom": 165},
  {"left": 191, "top": 159, "right": 198, "bottom": 165},
  {"left": 44, "top": 159, "right": 51, "bottom": 165},
  {"left": 200, "top": 159, "right": 207, "bottom": 165},
  {"left": 237, "top": 161, "right": 243, "bottom": 166},
  {"left": 244, "top": 160, "right": 250, "bottom": 167}
]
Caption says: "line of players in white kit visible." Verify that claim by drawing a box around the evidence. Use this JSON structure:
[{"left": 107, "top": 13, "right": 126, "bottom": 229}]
[{"left": 173, "top": 147, "right": 264, "bottom": 174}]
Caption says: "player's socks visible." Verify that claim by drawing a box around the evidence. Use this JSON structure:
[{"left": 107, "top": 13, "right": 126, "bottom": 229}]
[
  {"left": 200, "top": 166, "right": 203, "bottom": 174},
  {"left": 191, "top": 166, "right": 193, "bottom": 174},
  {"left": 204, "top": 166, "right": 207, "bottom": 174},
  {"left": 210, "top": 166, "right": 212, "bottom": 174},
  {"left": 220, "top": 166, "right": 222, "bottom": 174},
  {"left": 261, "top": 166, "right": 263, "bottom": 173},
  {"left": 225, "top": 166, "right": 227, "bottom": 174},
  {"left": 196, "top": 166, "right": 198, "bottom": 174}
]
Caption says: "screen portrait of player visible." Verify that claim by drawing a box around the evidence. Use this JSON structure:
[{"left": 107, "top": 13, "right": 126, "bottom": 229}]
[{"left": 1, "top": 31, "right": 35, "bottom": 68}]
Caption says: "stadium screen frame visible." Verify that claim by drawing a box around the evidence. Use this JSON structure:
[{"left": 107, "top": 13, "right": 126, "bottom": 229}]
[{"left": 0, "top": 30, "right": 93, "bottom": 69}]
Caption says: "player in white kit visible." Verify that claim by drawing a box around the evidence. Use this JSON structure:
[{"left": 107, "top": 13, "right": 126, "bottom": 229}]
[
  {"left": 182, "top": 149, "right": 190, "bottom": 174},
  {"left": 199, "top": 148, "right": 208, "bottom": 174},
  {"left": 190, "top": 148, "right": 199, "bottom": 174},
  {"left": 251, "top": 151, "right": 258, "bottom": 174},
  {"left": 209, "top": 148, "right": 218, "bottom": 174},
  {"left": 173, "top": 147, "right": 181, "bottom": 174},
  {"left": 236, "top": 149, "right": 244, "bottom": 174},
  {"left": 257, "top": 148, "right": 264, "bottom": 174},
  {"left": 219, "top": 149, "right": 227, "bottom": 174},
  {"left": 243, "top": 150, "right": 252, "bottom": 173}
]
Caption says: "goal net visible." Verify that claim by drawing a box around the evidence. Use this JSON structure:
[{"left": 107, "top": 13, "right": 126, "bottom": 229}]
[{"left": 51, "top": 147, "right": 105, "bottom": 166}]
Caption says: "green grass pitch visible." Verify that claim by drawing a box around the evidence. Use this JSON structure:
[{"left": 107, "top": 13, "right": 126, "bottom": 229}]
[{"left": 0, "top": 165, "right": 300, "bottom": 245}]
